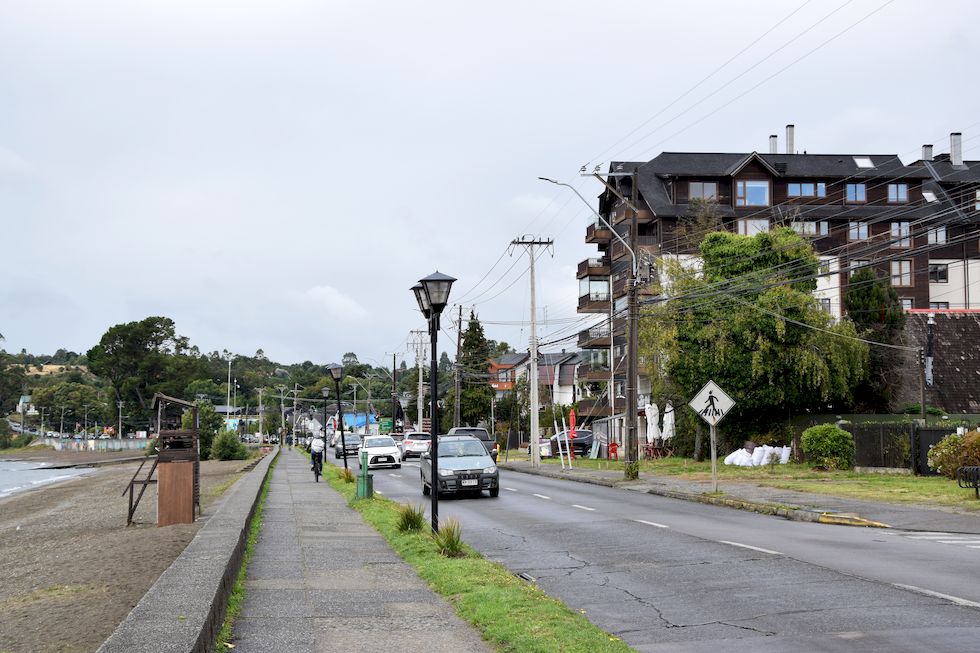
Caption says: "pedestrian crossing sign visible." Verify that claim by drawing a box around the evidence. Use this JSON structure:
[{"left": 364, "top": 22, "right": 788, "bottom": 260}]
[{"left": 689, "top": 380, "right": 734, "bottom": 426}]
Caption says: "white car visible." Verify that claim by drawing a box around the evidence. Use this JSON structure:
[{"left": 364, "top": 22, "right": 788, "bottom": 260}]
[
  {"left": 400, "top": 432, "right": 431, "bottom": 459},
  {"left": 360, "top": 435, "right": 402, "bottom": 469}
]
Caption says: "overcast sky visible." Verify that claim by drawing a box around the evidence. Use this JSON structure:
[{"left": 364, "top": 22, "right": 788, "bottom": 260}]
[{"left": 2, "top": 0, "right": 978, "bottom": 368}]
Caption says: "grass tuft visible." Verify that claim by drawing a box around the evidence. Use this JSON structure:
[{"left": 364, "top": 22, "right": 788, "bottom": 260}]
[
  {"left": 432, "top": 518, "right": 465, "bottom": 557},
  {"left": 396, "top": 502, "right": 427, "bottom": 532}
]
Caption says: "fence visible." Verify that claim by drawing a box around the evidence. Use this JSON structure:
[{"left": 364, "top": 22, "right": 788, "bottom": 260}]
[{"left": 846, "top": 423, "right": 912, "bottom": 469}]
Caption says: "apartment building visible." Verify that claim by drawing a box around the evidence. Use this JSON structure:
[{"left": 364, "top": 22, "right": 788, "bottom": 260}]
[{"left": 577, "top": 127, "right": 980, "bottom": 428}]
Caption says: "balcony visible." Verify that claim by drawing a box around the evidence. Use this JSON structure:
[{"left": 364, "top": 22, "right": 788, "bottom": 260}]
[
  {"left": 576, "top": 396, "right": 626, "bottom": 418},
  {"left": 578, "top": 291, "right": 611, "bottom": 313},
  {"left": 611, "top": 206, "right": 657, "bottom": 226},
  {"left": 578, "top": 324, "right": 612, "bottom": 348},
  {"left": 576, "top": 359, "right": 625, "bottom": 381},
  {"left": 577, "top": 257, "right": 610, "bottom": 279},
  {"left": 611, "top": 235, "right": 659, "bottom": 261},
  {"left": 585, "top": 222, "right": 613, "bottom": 244}
]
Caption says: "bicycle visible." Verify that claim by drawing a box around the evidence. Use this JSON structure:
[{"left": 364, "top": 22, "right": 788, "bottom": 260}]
[{"left": 312, "top": 451, "right": 323, "bottom": 483}]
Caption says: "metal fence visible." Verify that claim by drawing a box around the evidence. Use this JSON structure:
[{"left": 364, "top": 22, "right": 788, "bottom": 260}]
[{"left": 847, "top": 423, "right": 913, "bottom": 469}]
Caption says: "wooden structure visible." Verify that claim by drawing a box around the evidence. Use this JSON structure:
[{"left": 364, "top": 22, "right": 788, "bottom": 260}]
[{"left": 124, "top": 393, "right": 200, "bottom": 526}]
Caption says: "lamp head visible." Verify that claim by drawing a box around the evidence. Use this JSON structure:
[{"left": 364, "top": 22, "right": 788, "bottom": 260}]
[
  {"left": 411, "top": 283, "right": 431, "bottom": 319},
  {"left": 321, "top": 386, "right": 330, "bottom": 398},
  {"left": 419, "top": 270, "right": 456, "bottom": 315},
  {"left": 327, "top": 363, "right": 344, "bottom": 382}
]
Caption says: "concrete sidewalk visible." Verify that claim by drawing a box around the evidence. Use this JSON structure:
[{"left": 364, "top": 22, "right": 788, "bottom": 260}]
[
  {"left": 498, "top": 459, "right": 980, "bottom": 534},
  {"left": 230, "top": 448, "right": 493, "bottom": 653}
]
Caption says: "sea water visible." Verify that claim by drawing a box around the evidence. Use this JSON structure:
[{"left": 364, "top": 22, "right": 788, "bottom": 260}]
[{"left": 0, "top": 461, "right": 92, "bottom": 498}]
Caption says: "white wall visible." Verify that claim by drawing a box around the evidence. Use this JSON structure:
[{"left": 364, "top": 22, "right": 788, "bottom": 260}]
[
  {"left": 928, "top": 259, "right": 980, "bottom": 309},
  {"left": 815, "top": 256, "right": 842, "bottom": 319}
]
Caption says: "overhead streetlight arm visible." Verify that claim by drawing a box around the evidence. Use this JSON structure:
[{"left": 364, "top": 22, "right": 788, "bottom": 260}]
[{"left": 537, "top": 177, "right": 637, "bottom": 277}]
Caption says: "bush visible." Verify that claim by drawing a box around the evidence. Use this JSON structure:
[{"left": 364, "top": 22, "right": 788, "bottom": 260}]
[
  {"left": 927, "top": 433, "right": 963, "bottom": 479},
  {"left": 211, "top": 431, "right": 248, "bottom": 461},
  {"left": 903, "top": 404, "right": 946, "bottom": 416},
  {"left": 432, "top": 518, "right": 465, "bottom": 557},
  {"left": 340, "top": 468, "right": 356, "bottom": 484},
  {"left": 396, "top": 503, "right": 427, "bottom": 532},
  {"left": 958, "top": 431, "right": 980, "bottom": 469},
  {"left": 801, "top": 423, "right": 854, "bottom": 470}
]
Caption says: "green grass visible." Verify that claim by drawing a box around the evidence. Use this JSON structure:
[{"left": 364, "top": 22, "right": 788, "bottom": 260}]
[
  {"left": 509, "top": 453, "right": 980, "bottom": 510},
  {"left": 214, "top": 452, "right": 277, "bottom": 648},
  {"left": 321, "top": 464, "right": 634, "bottom": 653}
]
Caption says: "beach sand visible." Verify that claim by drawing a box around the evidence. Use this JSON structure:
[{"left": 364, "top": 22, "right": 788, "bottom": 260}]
[{"left": 0, "top": 450, "right": 252, "bottom": 653}]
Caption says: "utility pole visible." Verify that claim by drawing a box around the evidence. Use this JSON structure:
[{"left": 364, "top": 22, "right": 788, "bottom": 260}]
[
  {"left": 117, "top": 400, "right": 124, "bottom": 440},
  {"left": 453, "top": 305, "right": 463, "bottom": 428},
  {"left": 226, "top": 356, "right": 233, "bottom": 431},
  {"left": 411, "top": 330, "right": 427, "bottom": 429},
  {"left": 511, "top": 236, "right": 554, "bottom": 467},
  {"left": 626, "top": 169, "right": 640, "bottom": 473},
  {"left": 392, "top": 353, "right": 398, "bottom": 432},
  {"left": 257, "top": 388, "right": 263, "bottom": 437}
]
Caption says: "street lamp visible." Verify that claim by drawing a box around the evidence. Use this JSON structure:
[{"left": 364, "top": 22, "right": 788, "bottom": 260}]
[
  {"left": 328, "top": 364, "right": 348, "bottom": 472},
  {"left": 538, "top": 176, "right": 641, "bottom": 479},
  {"left": 412, "top": 270, "right": 456, "bottom": 533}
]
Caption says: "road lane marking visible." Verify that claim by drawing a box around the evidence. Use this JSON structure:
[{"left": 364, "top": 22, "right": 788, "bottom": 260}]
[
  {"left": 935, "top": 540, "right": 980, "bottom": 545},
  {"left": 719, "top": 541, "right": 782, "bottom": 555},
  {"left": 504, "top": 487, "right": 518, "bottom": 492},
  {"left": 894, "top": 584, "right": 980, "bottom": 609},
  {"left": 572, "top": 504, "right": 595, "bottom": 511},
  {"left": 389, "top": 473, "right": 402, "bottom": 478},
  {"left": 376, "top": 490, "right": 384, "bottom": 495},
  {"left": 634, "top": 520, "right": 669, "bottom": 529},
  {"left": 533, "top": 493, "right": 551, "bottom": 500}
]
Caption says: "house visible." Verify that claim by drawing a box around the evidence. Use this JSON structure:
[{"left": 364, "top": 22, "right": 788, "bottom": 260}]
[
  {"left": 578, "top": 127, "right": 980, "bottom": 437},
  {"left": 488, "top": 352, "right": 528, "bottom": 397},
  {"left": 17, "top": 395, "right": 36, "bottom": 416},
  {"left": 488, "top": 351, "right": 582, "bottom": 406}
]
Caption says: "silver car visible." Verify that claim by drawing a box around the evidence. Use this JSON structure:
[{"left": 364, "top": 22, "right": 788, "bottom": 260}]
[
  {"left": 400, "top": 432, "right": 431, "bottom": 459},
  {"left": 420, "top": 435, "right": 499, "bottom": 498}
]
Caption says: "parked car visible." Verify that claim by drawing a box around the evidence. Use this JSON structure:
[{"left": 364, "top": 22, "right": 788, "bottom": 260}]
[
  {"left": 400, "top": 432, "right": 431, "bottom": 459},
  {"left": 360, "top": 435, "right": 402, "bottom": 469},
  {"left": 550, "top": 429, "right": 594, "bottom": 457},
  {"left": 420, "top": 435, "right": 499, "bottom": 498},
  {"left": 446, "top": 427, "right": 498, "bottom": 461},
  {"left": 334, "top": 433, "right": 362, "bottom": 458}
]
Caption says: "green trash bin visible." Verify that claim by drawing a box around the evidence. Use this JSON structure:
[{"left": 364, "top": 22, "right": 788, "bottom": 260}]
[{"left": 356, "top": 448, "right": 374, "bottom": 499}]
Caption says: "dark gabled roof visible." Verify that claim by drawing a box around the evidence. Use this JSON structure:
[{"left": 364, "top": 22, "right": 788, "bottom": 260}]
[
  {"left": 922, "top": 156, "right": 980, "bottom": 184},
  {"left": 491, "top": 352, "right": 528, "bottom": 367}
]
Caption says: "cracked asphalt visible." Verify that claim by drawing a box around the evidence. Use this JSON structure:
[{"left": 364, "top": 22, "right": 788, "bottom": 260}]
[{"left": 335, "top": 457, "right": 980, "bottom": 652}]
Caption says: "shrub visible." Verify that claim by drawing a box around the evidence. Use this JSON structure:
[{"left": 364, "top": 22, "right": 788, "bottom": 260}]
[
  {"left": 432, "top": 518, "right": 465, "bottom": 557},
  {"left": 340, "top": 468, "right": 356, "bottom": 484},
  {"left": 903, "top": 404, "right": 946, "bottom": 416},
  {"left": 801, "top": 423, "right": 854, "bottom": 470},
  {"left": 927, "top": 433, "right": 963, "bottom": 479},
  {"left": 396, "top": 503, "right": 427, "bottom": 532},
  {"left": 211, "top": 431, "right": 248, "bottom": 461},
  {"left": 958, "top": 431, "right": 980, "bottom": 469}
]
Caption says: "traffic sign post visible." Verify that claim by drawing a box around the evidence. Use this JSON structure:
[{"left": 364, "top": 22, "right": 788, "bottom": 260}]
[{"left": 689, "top": 381, "right": 735, "bottom": 494}]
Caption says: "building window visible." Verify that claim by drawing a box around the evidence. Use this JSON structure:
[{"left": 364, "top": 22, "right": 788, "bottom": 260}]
[
  {"left": 929, "top": 263, "right": 949, "bottom": 283},
  {"left": 736, "top": 218, "right": 769, "bottom": 236},
  {"left": 900, "top": 298, "right": 914, "bottom": 310},
  {"left": 846, "top": 183, "right": 867, "bottom": 203},
  {"left": 689, "top": 181, "right": 717, "bottom": 201},
  {"left": 791, "top": 221, "right": 829, "bottom": 236},
  {"left": 930, "top": 302, "right": 950, "bottom": 310},
  {"left": 735, "top": 180, "right": 770, "bottom": 207},
  {"left": 819, "top": 260, "right": 832, "bottom": 275},
  {"left": 579, "top": 277, "right": 609, "bottom": 300},
  {"left": 848, "top": 221, "right": 869, "bottom": 241},
  {"left": 497, "top": 370, "right": 511, "bottom": 383},
  {"left": 888, "top": 183, "right": 909, "bottom": 203},
  {"left": 975, "top": 190, "right": 980, "bottom": 211},
  {"left": 849, "top": 259, "right": 870, "bottom": 274},
  {"left": 788, "top": 182, "right": 826, "bottom": 198},
  {"left": 890, "top": 221, "right": 911, "bottom": 248},
  {"left": 891, "top": 260, "right": 912, "bottom": 287},
  {"left": 927, "top": 226, "right": 947, "bottom": 244},
  {"left": 819, "top": 298, "right": 832, "bottom": 313}
]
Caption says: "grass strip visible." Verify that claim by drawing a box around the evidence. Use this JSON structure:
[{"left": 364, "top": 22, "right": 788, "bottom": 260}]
[
  {"left": 320, "top": 462, "right": 635, "bottom": 653},
  {"left": 214, "top": 453, "right": 277, "bottom": 649}
]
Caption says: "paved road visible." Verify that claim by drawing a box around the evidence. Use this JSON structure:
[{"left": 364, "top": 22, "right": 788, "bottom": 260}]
[{"left": 341, "top": 456, "right": 980, "bottom": 652}]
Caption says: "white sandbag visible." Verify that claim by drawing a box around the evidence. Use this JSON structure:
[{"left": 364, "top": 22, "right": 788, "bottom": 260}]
[
  {"left": 779, "top": 446, "right": 792, "bottom": 464},
  {"left": 750, "top": 446, "right": 766, "bottom": 466},
  {"left": 761, "top": 445, "right": 776, "bottom": 465},
  {"left": 733, "top": 449, "right": 754, "bottom": 466},
  {"left": 724, "top": 449, "right": 740, "bottom": 465}
]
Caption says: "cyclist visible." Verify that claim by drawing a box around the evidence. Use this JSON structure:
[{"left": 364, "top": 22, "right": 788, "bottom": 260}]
[{"left": 310, "top": 431, "right": 325, "bottom": 475}]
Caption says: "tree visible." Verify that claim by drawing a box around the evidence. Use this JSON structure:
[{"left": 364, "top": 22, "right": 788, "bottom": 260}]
[
  {"left": 87, "top": 317, "right": 190, "bottom": 414},
  {"left": 181, "top": 401, "right": 225, "bottom": 460},
  {"left": 30, "top": 381, "right": 106, "bottom": 429},
  {"left": 642, "top": 227, "right": 868, "bottom": 447},
  {"left": 843, "top": 267, "right": 907, "bottom": 410},
  {"left": 445, "top": 311, "right": 495, "bottom": 426},
  {"left": 0, "top": 352, "right": 25, "bottom": 415}
]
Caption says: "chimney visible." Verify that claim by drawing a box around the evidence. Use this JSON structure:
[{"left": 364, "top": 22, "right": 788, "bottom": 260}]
[
  {"left": 786, "top": 124, "right": 795, "bottom": 154},
  {"left": 769, "top": 134, "right": 778, "bottom": 154},
  {"left": 951, "top": 132, "right": 963, "bottom": 166},
  {"left": 921, "top": 144, "right": 933, "bottom": 161}
]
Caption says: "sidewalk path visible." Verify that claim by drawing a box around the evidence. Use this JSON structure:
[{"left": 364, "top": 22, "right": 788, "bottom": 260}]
[
  {"left": 232, "top": 448, "right": 493, "bottom": 653},
  {"left": 498, "top": 459, "right": 980, "bottom": 534}
]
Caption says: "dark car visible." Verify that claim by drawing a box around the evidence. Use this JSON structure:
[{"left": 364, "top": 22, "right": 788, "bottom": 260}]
[
  {"left": 446, "top": 427, "right": 498, "bottom": 461},
  {"left": 550, "top": 429, "right": 593, "bottom": 457},
  {"left": 334, "top": 433, "right": 362, "bottom": 458},
  {"left": 420, "top": 435, "right": 499, "bottom": 498}
]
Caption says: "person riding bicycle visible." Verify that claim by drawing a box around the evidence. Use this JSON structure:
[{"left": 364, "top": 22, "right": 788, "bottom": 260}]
[{"left": 310, "top": 432, "right": 325, "bottom": 472}]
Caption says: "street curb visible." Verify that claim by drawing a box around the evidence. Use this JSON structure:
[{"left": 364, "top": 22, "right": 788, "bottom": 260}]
[
  {"left": 97, "top": 446, "right": 278, "bottom": 653},
  {"left": 498, "top": 462, "right": 891, "bottom": 529}
]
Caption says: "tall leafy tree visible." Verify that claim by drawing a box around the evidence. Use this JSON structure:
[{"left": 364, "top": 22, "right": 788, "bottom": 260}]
[
  {"left": 445, "top": 311, "right": 495, "bottom": 426},
  {"left": 642, "top": 227, "right": 868, "bottom": 446},
  {"left": 843, "top": 267, "right": 907, "bottom": 410}
]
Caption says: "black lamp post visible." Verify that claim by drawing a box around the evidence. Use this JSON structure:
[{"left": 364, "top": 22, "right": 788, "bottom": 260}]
[
  {"left": 328, "top": 364, "right": 347, "bottom": 472},
  {"left": 321, "top": 386, "right": 330, "bottom": 451},
  {"left": 412, "top": 270, "right": 456, "bottom": 533}
]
